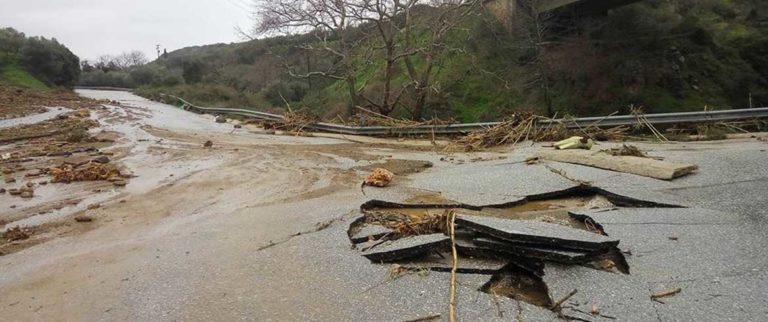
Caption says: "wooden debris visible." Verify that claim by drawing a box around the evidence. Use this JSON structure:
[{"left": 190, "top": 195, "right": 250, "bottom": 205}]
[
  {"left": 447, "top": 211, "right": 458, "bottom": 322},
  {"left": 651, "top": 287, "right": 682, "bottom": 301},
  {"left": 537, "top": 149, "right": 698, "bottom": 180},
  {"left": 453, "top": 113, "right": 627, "bottom": 151},
  {"left": 404, "top": 313, "right": 441, "bottom": 322}
]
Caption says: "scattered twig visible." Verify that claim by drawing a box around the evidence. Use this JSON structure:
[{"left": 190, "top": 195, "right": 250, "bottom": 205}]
[
  {"left": 404, "top": 313, "right": 441, "bottom": 322},
  {"left": 551, "top": 289, "right": 578, "bottom": 311},
  {"left": 651, "top": 287, "right": 681, "bottom": 302}
]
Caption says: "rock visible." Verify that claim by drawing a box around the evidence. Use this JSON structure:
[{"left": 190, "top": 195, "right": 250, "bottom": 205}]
[
  {"left": 234, "top": 124, "right": 242, "bottom": 129},
  {"left": 87, "top": 203, "right": 101, "bottom": 210},
  {"left": 215, "top": 115, "right": 227, "bottom": 123},
  {"left": 203, "top": 140, "right": 213, "bottom": 148},
  {"left": 92, "top": 156, "right": 110, "bottom": 164},
  {"left": 26, "top": 182, "right": 34, "bottom": 188},
  {"left": 0, "top": 188, "right": 5, "bottom": 194},
  {"left": 74, "top": 215, "right": 93, "bottom": 222},
  {"left": 20, "top": 190, "right": 33, "bottom": 198},
  {"left": 113, "top": 179, "right": 127, "bottom": 187},
  {"left": 8, "top": 189, "right": 21, "bottom": 195},
  {"left": 4, "top": 176, "right": 15, "bottom": 183}
]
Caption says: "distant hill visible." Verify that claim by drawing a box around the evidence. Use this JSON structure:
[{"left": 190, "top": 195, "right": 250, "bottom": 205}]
[{"left": 85, "top": 1, "right": 768, "bottom": 121}]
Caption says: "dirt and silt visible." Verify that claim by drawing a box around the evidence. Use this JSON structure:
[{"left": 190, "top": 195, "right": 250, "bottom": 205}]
[{"left": 0, "top": 89, "right": 697, "bottom": 320}]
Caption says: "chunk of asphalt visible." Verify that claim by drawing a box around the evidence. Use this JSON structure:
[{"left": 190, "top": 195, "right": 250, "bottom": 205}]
[
  {"left": 455, "top": 238, "right": 545, "bottom": 277},
  {"left": 400, "top": 252, "right": 508, "bottom": 275},
  {"left": 350, "top": 224, "right": 396, "bottom": 244},
  {"left": 472, "top": 238, "right": 604, "bottom": 264},
  {"left": 455, "top": 214, "right": 619, "bottom": 251},
  {"left": 361, "top": 233, "right": 450, "bottom": 263}
]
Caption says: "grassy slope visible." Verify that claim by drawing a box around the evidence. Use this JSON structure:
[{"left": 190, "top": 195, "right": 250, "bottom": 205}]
[{"left": 0, "top": 60, "right": 48, "bottom": 90}]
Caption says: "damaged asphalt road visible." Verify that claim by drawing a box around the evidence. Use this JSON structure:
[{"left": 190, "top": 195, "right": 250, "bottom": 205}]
[{"left": 1, "top": 90, "right": 768, "bottom": 321}]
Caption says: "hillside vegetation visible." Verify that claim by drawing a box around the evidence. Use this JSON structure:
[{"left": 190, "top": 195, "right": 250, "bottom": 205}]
[
  {"left": 0, "top": 27, "right": 80, "bottom": 89},
  {"left": 83, "top": 0, "right": 768, "bottom": 121}
]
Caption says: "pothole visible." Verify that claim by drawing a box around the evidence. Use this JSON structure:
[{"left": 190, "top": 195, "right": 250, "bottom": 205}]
[{"left": 348, "top": 186, "right": 678, "bottom": 312}]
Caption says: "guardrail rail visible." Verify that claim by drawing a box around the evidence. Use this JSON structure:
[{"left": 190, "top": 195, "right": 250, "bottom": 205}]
[{"left": 166, "top": 94, "right": 768, "bottom": 136}]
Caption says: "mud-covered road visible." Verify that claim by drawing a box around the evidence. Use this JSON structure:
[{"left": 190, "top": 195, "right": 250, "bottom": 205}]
[{"left": 1, "top": 90, "right": 768, "bottom": 321}]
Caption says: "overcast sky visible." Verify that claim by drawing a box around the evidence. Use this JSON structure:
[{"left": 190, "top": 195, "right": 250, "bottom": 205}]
[{"left": 0, "top": 0, "right": 253, "bottom": 61}]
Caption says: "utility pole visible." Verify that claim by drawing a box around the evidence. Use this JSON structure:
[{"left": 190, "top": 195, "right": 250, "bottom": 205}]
[{"left": 156, "top": 44, "right": 161, "bottom": 59}]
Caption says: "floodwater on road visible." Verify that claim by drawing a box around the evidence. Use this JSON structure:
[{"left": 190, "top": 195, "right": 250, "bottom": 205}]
[{"left": 0, "top": 107, "right": 71, "bottom": 129}]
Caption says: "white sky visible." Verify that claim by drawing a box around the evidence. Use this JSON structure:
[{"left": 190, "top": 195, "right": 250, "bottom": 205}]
[{"left": 0, "top": 0, "right": 253, "bottom": 61}]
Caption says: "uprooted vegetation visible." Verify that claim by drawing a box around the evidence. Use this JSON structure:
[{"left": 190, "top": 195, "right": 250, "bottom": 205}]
[
  {"left": 347, "top": 187, "right": 681, "bottom": 316},
  {"left": 452, "top": 112, "right": 629, "bottom": 151}
]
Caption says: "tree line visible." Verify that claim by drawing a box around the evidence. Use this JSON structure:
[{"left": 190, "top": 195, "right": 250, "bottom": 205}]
[{"left": 0, "top": 27, "right": 80, "bottom": 87}]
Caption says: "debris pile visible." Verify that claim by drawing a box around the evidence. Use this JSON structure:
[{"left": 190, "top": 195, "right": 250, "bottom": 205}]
[
  {"left": 453, "top": 113, "right": 627, "bottom": 151},
  {"left": 3, "top": 226, "right": 30, "bottom": 242},
  {"left": 48, "top": 161, "right": 125, "bottom": 184}
]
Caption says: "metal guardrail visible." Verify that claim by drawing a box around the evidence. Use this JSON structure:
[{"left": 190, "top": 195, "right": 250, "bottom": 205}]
[{"left": 166, "top": 94, "right": 768, "bottom": 136}]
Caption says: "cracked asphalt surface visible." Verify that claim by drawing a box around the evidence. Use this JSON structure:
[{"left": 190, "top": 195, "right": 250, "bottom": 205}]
[{"left": 1, "top": 90, "right": 767, "bottom": 321}]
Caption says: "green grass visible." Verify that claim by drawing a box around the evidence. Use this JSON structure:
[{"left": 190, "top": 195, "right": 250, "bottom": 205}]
[{"left": 0, "top": 64, "right": 48, "bottom": 90}]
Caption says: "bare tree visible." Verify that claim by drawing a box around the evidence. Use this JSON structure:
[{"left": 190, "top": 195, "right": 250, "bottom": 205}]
[
  {"left": 253, "top": 0, "right": 366, "bottom": 116},
  {"left": 400, "top": 0, "right": 481, "bottom": 119},
  {"left": 250, "top": 0, "right": 480, "bottom": 117}
]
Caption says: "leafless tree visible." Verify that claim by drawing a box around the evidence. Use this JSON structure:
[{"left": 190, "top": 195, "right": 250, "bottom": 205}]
[
  {"left": 250, "top": 0, "right": 480, "bottom": 117},
  {"left": 252, "top": 0, "right": 366, "bottom": 116}
]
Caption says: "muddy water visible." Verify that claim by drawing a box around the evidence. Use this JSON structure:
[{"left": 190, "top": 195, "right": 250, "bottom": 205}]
[{"left": 0, "top": 107, "right": 71, "bottom": 129}]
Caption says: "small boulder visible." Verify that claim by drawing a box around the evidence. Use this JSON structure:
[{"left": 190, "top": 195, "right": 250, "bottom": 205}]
[
  {"left": 113, "top": 179, "right": 127, "bottom": 187},
  {"left": 203, "top": 140, "right": 213, "bottom": 148},
  {"left": 215, "top": 115, "right": 227, "bottom": 123},
  {"left": 20, "top": 190, "right": 33, "bottom": 198},
  {"left": 87, "top": 203, "right": 101, "bottom": 210}
]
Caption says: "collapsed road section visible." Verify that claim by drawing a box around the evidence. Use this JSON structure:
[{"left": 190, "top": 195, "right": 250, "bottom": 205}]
[{"left": 348, "top": 186, "right": 680, "bottom": 319}]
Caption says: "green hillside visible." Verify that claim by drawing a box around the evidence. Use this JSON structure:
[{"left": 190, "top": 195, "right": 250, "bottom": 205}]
[{"left": 84, "top": 0, "right": 768, "bottom": 121}]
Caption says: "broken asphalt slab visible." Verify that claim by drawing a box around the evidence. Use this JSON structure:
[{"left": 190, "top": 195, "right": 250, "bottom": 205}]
[
  {"left": 361, "top": 233, "right": 450, "bottom": 262},
  {"left": 456, "top": 214, "right": 619, "bottom": 251},
  {"left": 399, "top": 252, "right": 508, "bottom": 275},
  {"left": 472, "top": 237, "right": 603, "bottom": 264},
  {"left": 349, "top": 223, "right": 396, "bottom": 244}
]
